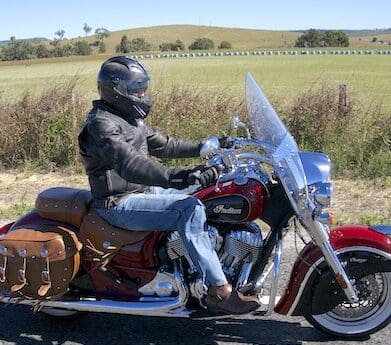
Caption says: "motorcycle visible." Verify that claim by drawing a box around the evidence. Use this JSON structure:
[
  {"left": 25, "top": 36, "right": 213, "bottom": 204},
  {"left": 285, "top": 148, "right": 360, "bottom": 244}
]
[{"left": 0, "top": 73, "right": 390, "bottom": 339}]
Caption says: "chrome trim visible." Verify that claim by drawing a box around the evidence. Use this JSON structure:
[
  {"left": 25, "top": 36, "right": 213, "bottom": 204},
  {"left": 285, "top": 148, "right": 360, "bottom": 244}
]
[
  {"left": 138, "top": 270, "right": 177, "bottom": 298},
  {"left": 237, "top": 262, "right": 253, "bottom": 289},
  {"left": 236, "top": 152, "right": 273, "bottom": 165},
  {"left": 266, "top": 239, "right": 283, "bottom": 316},
  {"left": 0, "top": 296, "right": 190, "bottom": 317},
  {"left": 286, "top": 246, "right": 391, "bottom": 316},
  {"left": 305, "top": 221, "right": 359, "bottom": 303},
  {"left": 313, "top": 182, "right": 333, "bottom": 208},
  {"left": 1, "top": 264, "right": 190, "bottom": 317},
  {"left": 200, "top": 137, "right": 220, "bottom": 159}
]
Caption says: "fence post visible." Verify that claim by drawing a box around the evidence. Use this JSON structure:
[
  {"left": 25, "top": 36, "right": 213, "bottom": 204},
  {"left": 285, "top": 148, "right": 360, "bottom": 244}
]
[{"left": 338, "top": 84, "right": 348, "bottom": 114}]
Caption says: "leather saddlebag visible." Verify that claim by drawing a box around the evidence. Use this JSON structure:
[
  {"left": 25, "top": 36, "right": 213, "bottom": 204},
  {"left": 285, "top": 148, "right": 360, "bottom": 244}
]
[{"left": 0, "top": 226, "right": 82, "bottom": 299}]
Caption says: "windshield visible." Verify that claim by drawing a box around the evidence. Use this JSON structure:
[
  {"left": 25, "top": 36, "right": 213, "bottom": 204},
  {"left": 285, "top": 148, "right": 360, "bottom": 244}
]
[{"left": 245, "top": 73, "right": 309, "bottom": 215}]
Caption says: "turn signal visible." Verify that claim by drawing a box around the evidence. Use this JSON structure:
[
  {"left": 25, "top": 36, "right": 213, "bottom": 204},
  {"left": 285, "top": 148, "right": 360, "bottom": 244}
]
[{"left": 318, "top": 212, "right": 334, "bottom": 225}]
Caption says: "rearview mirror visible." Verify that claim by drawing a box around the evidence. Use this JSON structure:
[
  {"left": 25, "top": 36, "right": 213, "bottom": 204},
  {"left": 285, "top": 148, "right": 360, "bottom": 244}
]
[
  {"left": 228, "top": 113, "right": 252, "bottom": 139},
  {"left": 200, "top": 137, "right": 220, "bottom": 159}
]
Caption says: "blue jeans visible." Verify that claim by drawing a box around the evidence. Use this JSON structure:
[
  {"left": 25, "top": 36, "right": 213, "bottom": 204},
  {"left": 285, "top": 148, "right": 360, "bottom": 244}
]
[{"left": 96, "top": 187, "right": 228, "bottom": 286}]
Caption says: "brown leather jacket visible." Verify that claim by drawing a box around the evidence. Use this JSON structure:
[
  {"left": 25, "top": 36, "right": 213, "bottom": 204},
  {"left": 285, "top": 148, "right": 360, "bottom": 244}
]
[{"left": 78, "top": 100, "right": 201, "bottom": 200}]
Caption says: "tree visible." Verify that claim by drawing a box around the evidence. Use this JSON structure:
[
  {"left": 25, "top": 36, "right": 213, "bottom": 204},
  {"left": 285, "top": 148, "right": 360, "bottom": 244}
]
[
  {"left": 98, "top": 42, "right": 106, "bottom": 53},
  {"left": 83, "top": 23, "right": 92, "bottom": 36},
  {"left": 159, "top": 39, "right": 185, "bottom": 51},
  {"left": 1, "top": 37, "right": 35, "bottom": 60},
  {"left": 116, "top": 35, "right": 130, "bottom": 53},
  {"left": 372, "top": 37, "right": 377, "bottom": 42},
  {"left": 295, "top": 29, "right": 321, "bottom": 47},
  {"left": 218, "top": 40, "right": 232, "bottom": 49},
  {"left": 35, "top": 43, "right": 50, "bottom": 58},
  {"left": 95, "top": 27, "right": 110, "bottom": 45},
  {"left": 128, "top": 37, "right": 153, "bottom": 52},
  {"left": 173, "top": 39, "right": 185, "bottom": 51},
  {"left": 323, "top": 30, "right": 349, "bottom": 47},
  {"left": 188, "top": 37, "right": 214, "bottom": 50},
  {"left": 295, "top": 29, "right": 349, "bottom": 48},
  {"left": 73, "top": 40, "right": 92, "bottom": 55},
  {"left": 55, "top": 29, "right": 65, "bottom": 41}
]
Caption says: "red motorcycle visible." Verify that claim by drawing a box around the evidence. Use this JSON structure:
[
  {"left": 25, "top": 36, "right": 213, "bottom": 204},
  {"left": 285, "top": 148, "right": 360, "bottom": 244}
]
[{"left": 0, "top": 73, "right": 390, "bottom": 339}]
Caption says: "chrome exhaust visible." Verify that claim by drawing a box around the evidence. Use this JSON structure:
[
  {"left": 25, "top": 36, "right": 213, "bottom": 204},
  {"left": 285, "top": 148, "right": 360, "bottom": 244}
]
[
  {"left": 0, "top": 265, "right": 190, "bottom": 317},
  {"left": 0, "top": 295, "right": 190, "bottom": 317}
]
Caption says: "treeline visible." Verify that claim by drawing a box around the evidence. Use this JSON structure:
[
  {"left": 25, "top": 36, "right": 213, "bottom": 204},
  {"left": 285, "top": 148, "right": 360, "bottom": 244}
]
[
  {"left": 0, "top": 37, "right": 93, "bottom": 60},
  {"left": 295, "top": 29, "right": 349, "bottom": 47},
  {"left": 0, "top": 34, "right": 233, "bottom": 61},
  {"left": 0, "top": 26, "right": 111, "bottom": 61},
  {"left": 115, "top": 36, "right": 232, "bottom": 53}
]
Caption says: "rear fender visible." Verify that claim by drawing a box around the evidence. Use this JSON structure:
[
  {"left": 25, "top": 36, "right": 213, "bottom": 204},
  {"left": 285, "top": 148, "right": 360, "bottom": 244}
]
[{"left": 275, "top": 225, "right": 391, "bottom": 316}]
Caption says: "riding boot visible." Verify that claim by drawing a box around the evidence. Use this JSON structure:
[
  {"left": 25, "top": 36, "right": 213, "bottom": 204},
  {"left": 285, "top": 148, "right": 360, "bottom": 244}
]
[{"left": 207, "top": 284, "right": 260, "bottom": 314}]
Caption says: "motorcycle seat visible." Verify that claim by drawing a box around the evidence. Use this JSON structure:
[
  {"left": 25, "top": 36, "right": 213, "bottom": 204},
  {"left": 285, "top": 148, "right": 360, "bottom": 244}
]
[
  {"left": 35, "top": 187, "right": 151, "bottom": 254},
  {"left": 35, "top": 187, "right": 92, "bottom": 228},
  {"left": 79, "top": 210, "right": 150, "bottom": 254}
]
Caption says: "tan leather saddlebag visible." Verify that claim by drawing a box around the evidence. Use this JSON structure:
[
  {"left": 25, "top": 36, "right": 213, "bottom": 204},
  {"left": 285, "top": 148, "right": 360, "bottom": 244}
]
[{"left": 0, "top": 226, "right": 82, "bottom": 300}]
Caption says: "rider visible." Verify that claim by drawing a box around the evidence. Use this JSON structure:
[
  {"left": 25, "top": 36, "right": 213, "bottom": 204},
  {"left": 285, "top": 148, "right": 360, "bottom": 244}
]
[{"left": 78, "top": 56, "right": 259, "bottom": 314}]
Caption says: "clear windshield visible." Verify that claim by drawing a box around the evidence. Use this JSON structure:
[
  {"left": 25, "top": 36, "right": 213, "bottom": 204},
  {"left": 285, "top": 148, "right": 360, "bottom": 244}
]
[{"left": 245, "top": 73, "right": 309, "bottom": 215}]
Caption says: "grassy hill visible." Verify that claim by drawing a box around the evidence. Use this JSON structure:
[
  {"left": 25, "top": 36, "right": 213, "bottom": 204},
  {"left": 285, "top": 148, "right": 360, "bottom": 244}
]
[
  {"left": 81, "top": 24, "right": 301, "bottom": 52},
  {"left": 75, "top": 25, "right": 391, "bottom": 54}
]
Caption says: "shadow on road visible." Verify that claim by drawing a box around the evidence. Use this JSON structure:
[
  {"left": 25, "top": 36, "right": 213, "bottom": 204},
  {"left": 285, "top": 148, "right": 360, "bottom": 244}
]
[{"left": 0, "top": 305, "right": 335, "bottom": 345}]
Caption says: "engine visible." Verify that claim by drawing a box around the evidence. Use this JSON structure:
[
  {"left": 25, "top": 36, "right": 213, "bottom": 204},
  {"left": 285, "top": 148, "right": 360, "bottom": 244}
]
[
  {"left": 137, "top": 223, "right": 263, "bottom": 303},
  {"left": 164, "top": 222, "right": 264, "bottom": 301}
]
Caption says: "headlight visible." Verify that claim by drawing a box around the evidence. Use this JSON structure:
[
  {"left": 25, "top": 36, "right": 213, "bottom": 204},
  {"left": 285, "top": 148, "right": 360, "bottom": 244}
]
[{"left": 312, "top": 182, "right": 333, "bottom": 208}]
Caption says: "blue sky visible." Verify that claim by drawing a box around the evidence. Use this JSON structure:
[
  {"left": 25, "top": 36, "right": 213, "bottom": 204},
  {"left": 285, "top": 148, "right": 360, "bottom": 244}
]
[{"left": 1, "top": 0, "right": 390, "bottom": 41}]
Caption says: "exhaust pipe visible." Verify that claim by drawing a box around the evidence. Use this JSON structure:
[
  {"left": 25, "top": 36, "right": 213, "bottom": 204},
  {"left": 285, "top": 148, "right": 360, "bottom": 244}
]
[{"left": 1, "top": 295, "right": 190, "bottom": 317}]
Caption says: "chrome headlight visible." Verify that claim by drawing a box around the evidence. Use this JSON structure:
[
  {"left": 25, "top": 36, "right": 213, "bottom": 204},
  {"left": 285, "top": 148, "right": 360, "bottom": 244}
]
[{"left": 312, "top": 181, "right": 333, "bottom": 208}]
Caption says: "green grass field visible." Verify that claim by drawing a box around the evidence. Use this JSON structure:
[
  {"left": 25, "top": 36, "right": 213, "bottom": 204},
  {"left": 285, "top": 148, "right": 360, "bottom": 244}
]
[{"left": 1, "top": 54, "right": 390, "bottom": 111}]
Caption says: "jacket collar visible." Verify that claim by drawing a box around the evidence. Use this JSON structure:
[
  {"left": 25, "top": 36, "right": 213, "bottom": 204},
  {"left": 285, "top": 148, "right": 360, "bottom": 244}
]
[{"left": 92, "top": 100, "right": 137, "bottom": 125}]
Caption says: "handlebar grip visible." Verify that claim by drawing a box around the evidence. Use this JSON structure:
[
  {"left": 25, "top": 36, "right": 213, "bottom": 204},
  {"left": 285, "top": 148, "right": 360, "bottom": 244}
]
[{"left": 187, "top": 170, "right": 201, "bottom": 185}]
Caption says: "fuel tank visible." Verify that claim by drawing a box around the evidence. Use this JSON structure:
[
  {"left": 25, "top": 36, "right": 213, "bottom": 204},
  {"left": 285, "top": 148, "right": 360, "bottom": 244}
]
[{"left": 193, "top": 179, "right": 267, "bottom": 223}]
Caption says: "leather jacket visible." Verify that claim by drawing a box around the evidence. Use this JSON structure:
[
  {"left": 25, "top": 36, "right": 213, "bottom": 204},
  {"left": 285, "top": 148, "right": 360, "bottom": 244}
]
[{"left": 78, "top": 100, "right": 202, "bottom": 201}]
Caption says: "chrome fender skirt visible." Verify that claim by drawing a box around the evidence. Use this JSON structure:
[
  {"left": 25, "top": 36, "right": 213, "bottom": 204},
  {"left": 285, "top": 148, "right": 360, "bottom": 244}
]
[{"left": 275, "top": 225, "right": 391, "bottom": 316}]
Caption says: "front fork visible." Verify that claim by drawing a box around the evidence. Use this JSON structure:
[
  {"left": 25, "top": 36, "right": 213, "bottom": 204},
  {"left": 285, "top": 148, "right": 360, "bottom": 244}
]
[{"left": 308, "top": 220, "right": 359, "bottom": 303}]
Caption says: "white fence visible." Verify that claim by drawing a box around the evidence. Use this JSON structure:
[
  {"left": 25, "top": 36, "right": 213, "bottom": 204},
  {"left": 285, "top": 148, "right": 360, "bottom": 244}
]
[{"left": 129, "top": 50, "right": 391, "bottom": 60}]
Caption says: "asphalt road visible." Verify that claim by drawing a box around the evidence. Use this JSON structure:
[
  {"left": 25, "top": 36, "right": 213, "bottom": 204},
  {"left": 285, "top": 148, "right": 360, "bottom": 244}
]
[{"left": 0, "top": 219, "right": 389, "bottom": 345}]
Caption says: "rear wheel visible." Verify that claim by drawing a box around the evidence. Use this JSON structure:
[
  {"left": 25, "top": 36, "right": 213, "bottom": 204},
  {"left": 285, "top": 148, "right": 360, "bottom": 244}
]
[{"left": 306, "top": 270, "right": 391, "bottom": 339}]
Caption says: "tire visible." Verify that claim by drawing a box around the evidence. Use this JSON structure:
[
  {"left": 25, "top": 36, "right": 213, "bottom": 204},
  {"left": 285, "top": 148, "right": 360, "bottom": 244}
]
[{"left": 306, "top": 269, "right": 391, "bottom": 339}]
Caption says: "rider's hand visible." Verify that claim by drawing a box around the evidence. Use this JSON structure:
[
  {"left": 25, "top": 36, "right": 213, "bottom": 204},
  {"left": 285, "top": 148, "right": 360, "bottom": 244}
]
[
  {"left": 169, "top": 165, "right": 206, "bottom": 190},
  {"left": 219, "top": 136, "right": 235, "bottom": 149},
  {"left": 195, "top": 166, "right": 220, "bottom": 188}
]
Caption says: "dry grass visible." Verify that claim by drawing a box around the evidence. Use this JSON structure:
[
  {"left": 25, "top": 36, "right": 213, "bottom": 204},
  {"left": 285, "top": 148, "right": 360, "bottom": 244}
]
[
  {"left": 330, "top": 178, "right": 391, "bottom": 225},
  {"left": 0, "top": 171, "right": 389, "bottom": 226}
]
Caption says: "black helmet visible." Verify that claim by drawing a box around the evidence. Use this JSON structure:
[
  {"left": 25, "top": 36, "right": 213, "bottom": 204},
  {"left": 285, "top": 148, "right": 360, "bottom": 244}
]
[{"left": 97, "top": 56, "right": 151, "bottom": 119}]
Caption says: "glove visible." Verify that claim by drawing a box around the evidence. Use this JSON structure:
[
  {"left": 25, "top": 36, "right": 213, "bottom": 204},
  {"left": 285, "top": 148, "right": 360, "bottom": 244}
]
[
  {"left": 195, "top": 166, "right": 220, "bottom": 188},
  {"left": 219, "top": 136, "right": 235, "bottom": 149},
  {"left": 168, "top": 165, "right": 206, "bottom": 190}
]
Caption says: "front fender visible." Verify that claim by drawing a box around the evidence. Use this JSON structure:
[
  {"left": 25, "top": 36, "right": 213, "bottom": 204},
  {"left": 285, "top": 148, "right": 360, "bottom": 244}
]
[{"left": 275, "top": 225, "right": 391, "bottom": 316}]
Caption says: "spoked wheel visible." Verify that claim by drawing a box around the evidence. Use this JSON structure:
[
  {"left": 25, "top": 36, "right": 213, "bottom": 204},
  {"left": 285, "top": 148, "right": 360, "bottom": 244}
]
[{"left": 306, "top": 271, "right": 391, "bottom": 339}]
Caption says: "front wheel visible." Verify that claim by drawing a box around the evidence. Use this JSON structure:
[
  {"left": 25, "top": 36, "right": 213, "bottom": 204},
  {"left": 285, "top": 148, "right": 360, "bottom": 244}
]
[{"left": 306, "top": 271, "right": 391, "bottom": 339}]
